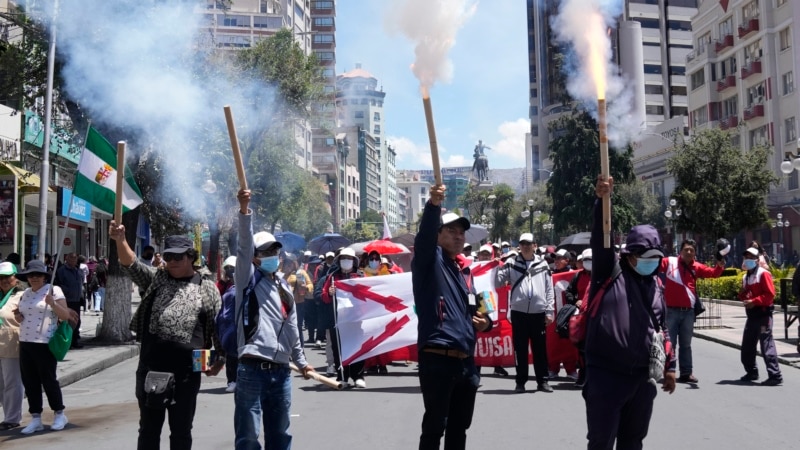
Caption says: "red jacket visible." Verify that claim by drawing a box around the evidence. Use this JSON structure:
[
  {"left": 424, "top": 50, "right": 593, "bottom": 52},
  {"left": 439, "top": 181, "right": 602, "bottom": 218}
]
[
  {"left": 659, "top": 256, "right": 723, "bottom": 308},
  {"left": 738, "top": 266, "right": 775, "bottom": 308}
]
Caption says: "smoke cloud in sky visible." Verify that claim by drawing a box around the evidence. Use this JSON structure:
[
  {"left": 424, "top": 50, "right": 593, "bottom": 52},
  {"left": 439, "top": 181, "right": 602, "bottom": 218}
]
[
  {"left": 22, "top": 0, "right": 278, "bottom": 219},
  {"left": 386, "top": 0, "right": 477, "bottom": 91},
  {"left": 550, "top": 0, "right": 641, "bottom": 146}
]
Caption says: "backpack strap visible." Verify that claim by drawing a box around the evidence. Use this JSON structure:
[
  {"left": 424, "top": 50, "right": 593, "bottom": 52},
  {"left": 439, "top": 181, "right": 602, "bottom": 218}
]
[
  {"left": 510, "top": 258, "right": 550, "bottom": 295},
  {"left": 588, "top": 263, "right": 622, "bottom": 318}
]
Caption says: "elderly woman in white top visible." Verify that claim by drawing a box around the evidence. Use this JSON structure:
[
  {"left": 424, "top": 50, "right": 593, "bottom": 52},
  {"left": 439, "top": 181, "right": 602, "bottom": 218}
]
[
  {"left": 13, "top": 260, "right": 75, "bottom": 434},
  {"left": 0, "top": 261, "right": 24, "bottom": 431}
]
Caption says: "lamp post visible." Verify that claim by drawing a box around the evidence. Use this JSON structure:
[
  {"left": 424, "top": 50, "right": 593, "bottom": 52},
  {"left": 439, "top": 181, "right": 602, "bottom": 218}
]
[
  {"left": 773, "top": 212, "right": 790, "bottom": 265},
  {"left": 542, "top": 222, "right": 554, "bottom": 244},
  {"left": 202, "top": 179, "right": 219, "bottom": 274},
  {"left": 664, "top": 198, "right": 682, "bottom": 255},
  {"left": 520, "top": 199, "right": 535, "bottom": 235}
]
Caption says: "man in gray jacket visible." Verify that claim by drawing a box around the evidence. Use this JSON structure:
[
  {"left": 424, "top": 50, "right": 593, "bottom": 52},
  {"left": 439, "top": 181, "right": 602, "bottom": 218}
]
[
  {"left": 496, "top": 232, "right": 555, "bottom": 393},
  {"left": 234, "top": 189, "right": 314, "bottom": 450}
]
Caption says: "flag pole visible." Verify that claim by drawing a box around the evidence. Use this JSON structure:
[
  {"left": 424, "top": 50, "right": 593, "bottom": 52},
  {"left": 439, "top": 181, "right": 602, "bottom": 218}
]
[{"left": 115, "top": 141, "right": 126, "bottom": 223}]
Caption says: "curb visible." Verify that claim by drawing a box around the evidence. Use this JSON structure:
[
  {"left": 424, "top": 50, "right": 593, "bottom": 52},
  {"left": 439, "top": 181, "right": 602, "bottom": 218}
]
[{"left": 59, "top": 344, "right": 141, "bottom": 388}]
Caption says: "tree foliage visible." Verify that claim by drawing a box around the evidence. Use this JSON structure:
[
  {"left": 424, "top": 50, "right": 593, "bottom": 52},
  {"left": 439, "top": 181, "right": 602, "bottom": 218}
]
[
  {"left": 667, "top": 127, "right": 779, "bottom": 239},
  {"left": 546, "top": 109, "right": 637, "bottom": 235}
]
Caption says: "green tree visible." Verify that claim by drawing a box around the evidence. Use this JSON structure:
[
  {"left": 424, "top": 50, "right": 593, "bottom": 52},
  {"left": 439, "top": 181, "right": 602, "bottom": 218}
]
[
  {"left": 667, "top": 127, "right": 778, "bottom": 240},
  {"left": 546, "top": 109, "right": 637, "bottom": 235},
  {"left": 340, "top": 221, "right": 379, "bottom": 243}
]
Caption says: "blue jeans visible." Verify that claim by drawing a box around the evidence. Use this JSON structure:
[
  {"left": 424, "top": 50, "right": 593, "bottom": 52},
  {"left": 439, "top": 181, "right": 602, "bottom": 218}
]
[
  {"left": 234, "top": 360, "right": 292, "bottom": 450},
  {"left": 418, "top": 351, "right": 479, "bottom": 450},
  {"left": 666, "top": 308, "right": 695, "bottom": 376}
]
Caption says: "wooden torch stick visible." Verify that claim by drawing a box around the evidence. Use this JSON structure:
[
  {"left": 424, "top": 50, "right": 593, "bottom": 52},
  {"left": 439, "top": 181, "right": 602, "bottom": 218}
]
[
  {"left": 421, "top": 89, "right": 442, "bottom": 185},
  {"left": 115, "top": 141, "right": 126, "bottom": 224},
  {"left": 289, "top": 362, "right": 343, "bottom": 390},
  {"left": 598, "top": 99, "right": 611, "bottom": 248},
  {"left": 224, "top": 105, "right": 249, "bottom": 190}
]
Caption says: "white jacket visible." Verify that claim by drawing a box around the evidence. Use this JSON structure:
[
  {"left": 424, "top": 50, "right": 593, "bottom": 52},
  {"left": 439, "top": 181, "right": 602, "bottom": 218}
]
[{"left": 495, "top": 254, "right": 554, "bottom": 316}]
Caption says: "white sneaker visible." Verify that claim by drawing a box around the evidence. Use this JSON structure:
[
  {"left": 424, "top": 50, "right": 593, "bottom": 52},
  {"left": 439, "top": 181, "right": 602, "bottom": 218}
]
[
  {"left": 354, "top": 379, "right": 366, "bottom": 389},
  {"left": 225, "top": 382, "right": 236, "bottom": 393},
  {"left": 326, "top": 364, "right": 336, "bottom": 376},
  {"left": 51, "top": 412, "right": 68, "bottom": 431},
  {"left": 315, "top": 340, "right": 324, "bottom": 349},
  {"left": 21, "top": 417, "right": 44, "bottom": 434}
]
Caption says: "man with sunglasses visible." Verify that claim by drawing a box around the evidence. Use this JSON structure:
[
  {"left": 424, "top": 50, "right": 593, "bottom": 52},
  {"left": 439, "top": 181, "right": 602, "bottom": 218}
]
[
  {"left": 110, "top": 223, "right": 223, "bottom": 450},
  {"left": 233, "top": 189, "right": 314, "bottom": 450}
]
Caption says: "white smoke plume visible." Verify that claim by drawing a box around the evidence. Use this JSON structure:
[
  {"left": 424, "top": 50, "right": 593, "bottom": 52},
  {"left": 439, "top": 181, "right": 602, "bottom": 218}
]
[
  {"left": 20, "top": 0, "right": 278, "bottom": 219},
  {"left": 385, "top": 0, "right": 477, "bottom": 90},
  {"left": 551, "top": 0, "right": 641, "bottom": 146}
]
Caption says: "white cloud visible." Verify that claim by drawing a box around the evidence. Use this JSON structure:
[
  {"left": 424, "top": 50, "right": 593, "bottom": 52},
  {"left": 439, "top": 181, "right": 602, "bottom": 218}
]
[
  {"left": 389, "top": 135, "right": 466, "bottom": 169},
  {"left": 490, "top": 118, "right": 530, "bottom": 165}
]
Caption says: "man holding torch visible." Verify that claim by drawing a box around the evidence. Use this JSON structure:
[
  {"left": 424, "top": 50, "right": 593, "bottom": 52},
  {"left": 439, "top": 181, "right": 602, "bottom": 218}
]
[{"left": 412, "top": 184, "right": 492, "bottom": 450}]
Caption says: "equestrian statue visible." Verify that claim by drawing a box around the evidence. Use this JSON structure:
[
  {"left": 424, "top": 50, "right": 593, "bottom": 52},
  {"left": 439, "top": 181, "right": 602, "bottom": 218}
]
[{"left": 471, "top": 140, "right": 491, "bottom": 183}]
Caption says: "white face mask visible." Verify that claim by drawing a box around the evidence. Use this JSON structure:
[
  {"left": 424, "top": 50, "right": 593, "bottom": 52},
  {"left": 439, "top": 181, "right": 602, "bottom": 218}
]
[
  {"left": 339, "top": 259, "right": 354, "bottom": 272},
  {"left": 582, "top": 261, "right": 592, "bottom": 272}
]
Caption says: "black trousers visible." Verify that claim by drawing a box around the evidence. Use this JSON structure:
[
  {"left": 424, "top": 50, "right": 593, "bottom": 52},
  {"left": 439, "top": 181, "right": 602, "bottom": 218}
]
[
  {"left": 66, "top": 301, "right": 82, "bottom": 345},
  {"left": 135, "top": 368, "right": 201, "bottom": 450},
  {"left": 225, "top": 355, "right": 239, "bottom": 384},
  {"left": 329, "top": 326, "right": 364, "bottom": 382},
  {"left": 741, "top": 314, "right": 782, "bottom": 379},
  {"left": 19, "top": 341, "right": 65, "bottom": 414},
  {"left": 510, "top": 310, "right": 549, "bottom": 385}
]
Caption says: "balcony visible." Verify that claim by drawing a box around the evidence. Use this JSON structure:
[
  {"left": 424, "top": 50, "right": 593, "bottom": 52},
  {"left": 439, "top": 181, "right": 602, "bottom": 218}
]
[
  {"left": 738, "top": 18, "right": 760, "bottom": 39},
  {"left": 719, "top": 116, "right": 739, "bottom": 130},
  {"left": 715, "top": 34, "right": 734, "bottom": 53},
  {"left": 741, "top": 60, "right": 762, "bottom": 79},
  {"left": 743, "top": 104, "right": 765, "bottom": 120},
  {"left": 716, "top": 75, "right": 736, "bottom": 92}
]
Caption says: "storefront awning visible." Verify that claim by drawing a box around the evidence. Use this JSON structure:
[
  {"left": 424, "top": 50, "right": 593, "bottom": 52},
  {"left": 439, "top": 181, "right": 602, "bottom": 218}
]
[{"left": 0, "top": 161, "right": 53, "bottom": 193}]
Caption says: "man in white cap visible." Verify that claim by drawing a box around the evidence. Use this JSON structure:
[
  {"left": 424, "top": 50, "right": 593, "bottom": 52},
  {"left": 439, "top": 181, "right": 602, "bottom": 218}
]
[
  {"left": 234, "top": 189, "right": 314, "bottom": 449},
  {"left": 413, "top": 184, "right": 492, "bottom": 449},
  {"left": 496, "top": 232, "right": 554, "bottom": 393}
]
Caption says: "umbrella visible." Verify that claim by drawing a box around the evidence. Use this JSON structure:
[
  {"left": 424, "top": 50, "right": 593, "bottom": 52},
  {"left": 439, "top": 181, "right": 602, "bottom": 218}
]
[
  {"left": 275, "top": 231, "right": 306, "bottom": 254},
  {"left": 390, "top": 233, "right": 415, "bottom": 248},
  {"left": 308, "top": 233, "right": 351, "bottom": 255},
  {"left": 558, "top": 232, "right": 591, "bottom": 253},
  {"left": 363, "top": 239, "right": 410, "bottom": 255},
  {"left": 465, "top": 224, "right": 489, "bottom": 245},
  {"left": 347, "top": 241, "right": 370, "bottom": 255}
]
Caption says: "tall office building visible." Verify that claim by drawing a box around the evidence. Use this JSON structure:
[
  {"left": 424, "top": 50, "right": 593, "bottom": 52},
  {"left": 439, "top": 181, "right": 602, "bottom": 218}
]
[
  {"left": 687, "top": 0, "right": 798, "bottom": 205},
  {"left": 199, "top": 0, "right": 315, "bottom": 170},
  {"left": 335, "top": 64, "right": 398, "bottom": 228},
  {"left": 525, "top": 0, "right": 697, "bottom": 187}
]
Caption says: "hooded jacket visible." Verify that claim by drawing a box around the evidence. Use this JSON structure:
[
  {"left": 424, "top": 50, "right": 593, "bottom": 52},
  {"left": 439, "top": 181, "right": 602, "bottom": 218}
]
[{"left": 585, "top": 199, "right": 676, "bottom": 374}]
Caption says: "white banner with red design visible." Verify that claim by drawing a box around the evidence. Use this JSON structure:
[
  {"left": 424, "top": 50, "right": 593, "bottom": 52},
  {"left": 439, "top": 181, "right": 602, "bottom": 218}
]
[{"left": 333, "top": 261, "right": 577, "bottom": 367}]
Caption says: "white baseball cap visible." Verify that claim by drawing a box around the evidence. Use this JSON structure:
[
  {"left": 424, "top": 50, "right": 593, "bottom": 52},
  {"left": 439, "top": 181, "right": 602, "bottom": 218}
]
[
  {"left": 479, "top": 244, "right": 493, "bottom": 254},
  {"left": 519, "top": 233, "right": 534, "bottom": 243},
  {"left": 253, "top": 232, "right": 281, "bottom": 251},
  {"left": 222, "top": 256, "right": 237, "bottom": 268},
  {"left": 440, "top": 213, "right": 471, "bottom": 230}
]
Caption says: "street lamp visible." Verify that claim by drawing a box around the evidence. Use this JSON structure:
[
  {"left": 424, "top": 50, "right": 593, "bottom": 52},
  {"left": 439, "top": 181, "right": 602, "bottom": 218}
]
[
  {"left": 520, "top": 199, "right": 535, "bottom": 235},
  {"left": 542, "top": 222, "right": 554, "bottom": 244},
  {"left": 664, "top": 198, "right": 682, "bottom": 255},
  {"left": 773, "top": 212, "right": 790, "bottom": 264}
]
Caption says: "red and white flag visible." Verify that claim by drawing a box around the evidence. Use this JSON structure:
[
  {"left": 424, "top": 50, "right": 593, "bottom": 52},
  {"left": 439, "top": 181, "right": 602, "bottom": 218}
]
[
  {"left": 381, "top": 212, "right": 392, "bottom": 239},
  {"left": 334, "top": 273, "right": 416, "bottom": 365}
]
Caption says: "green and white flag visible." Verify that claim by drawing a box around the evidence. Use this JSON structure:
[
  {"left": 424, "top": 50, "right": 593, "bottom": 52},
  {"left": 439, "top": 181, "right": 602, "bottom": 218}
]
[{"left": 73, "top": 127, "right": 143, "bottom": 215}]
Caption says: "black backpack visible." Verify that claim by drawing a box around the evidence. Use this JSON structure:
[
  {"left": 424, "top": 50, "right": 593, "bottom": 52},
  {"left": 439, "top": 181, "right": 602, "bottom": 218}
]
[{"left": 555, "top": 303, "right": 578, "bottom": 338}]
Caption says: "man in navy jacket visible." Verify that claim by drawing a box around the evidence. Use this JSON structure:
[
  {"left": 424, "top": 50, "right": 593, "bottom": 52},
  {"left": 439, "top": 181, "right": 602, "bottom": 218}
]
[{"left": 413, "top": 184, "right": 492, "bottom": 450}]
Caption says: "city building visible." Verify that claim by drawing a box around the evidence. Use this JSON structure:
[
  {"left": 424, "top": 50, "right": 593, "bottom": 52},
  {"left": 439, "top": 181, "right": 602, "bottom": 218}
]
[
  {"left": 334, "top": 64, "right": 398, "bottom": 229},
  {"left": 525, "top": 0, "right": 697, "bottom": 188},
  {"left": 687, "top": 0, "right": 799, "bottom": 260}
]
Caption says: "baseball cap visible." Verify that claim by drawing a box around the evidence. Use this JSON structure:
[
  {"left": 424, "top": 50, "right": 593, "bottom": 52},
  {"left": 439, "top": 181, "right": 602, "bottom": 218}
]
[
  {"left": 325, "top": 252, "right": 335, "bottom": 259},
  {"left": 253, "top": 232, "right": 282, "bottom": 251},
  {"left": 501, "top": 241, "right": 510, "bottom": 247},
  {"left": 222, "top": 256, "right": 237, "bottom": 268},
  {"left": 440, "top": 213, "right": 471, "bottom": 230},
  {"left": 164, "top": 235, "right": 193, "bottom": 254},
  {"left": 479, "top": 244, "right": 493, "bottom": 253},
  {"left": 581, "top": 249, "right": 592, "bottom": 260},
  {"left": 555, "top": 249, "right": 569, "bottom": 258},
  {"left": 0, "top": 261, "right": 16, "bottom": 276},
  {"left": 463, "top": 243, "right": 473, "bottom": 250},
  {"left": 519, "top": 233, "right": 534, "bottom": 243},
  {"left": 744, "top": 247, "right": 759, "bottom": 257}
]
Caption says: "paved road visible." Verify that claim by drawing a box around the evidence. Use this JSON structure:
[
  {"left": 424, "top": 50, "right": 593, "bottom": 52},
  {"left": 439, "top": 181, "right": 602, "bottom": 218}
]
[{"left": 1, "top": 338, "right": 796, "bottom": 449}]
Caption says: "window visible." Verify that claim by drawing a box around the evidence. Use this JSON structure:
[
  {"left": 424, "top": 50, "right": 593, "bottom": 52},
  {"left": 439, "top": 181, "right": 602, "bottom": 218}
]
[
  {"left": 671, "top": 86, "right": 687, "bottom": 96},
  {"left": 646, "top": 84, "right": 664, "bottom": 95},
  {"left": 749, "top": 125, "right": 768, "bottom": 147},
  {"left": 254, "top": 16, "right": 283, "bottom": 28},
  {"left": 692, "top": 106, "right": 708, "bottom": 127},
  {"left": 671, "top": 106, "right": 688, "bottom": 117},
  {"left": 697, "top": 32, "right": 711, "bottom": 54},
  {"left": 317, "top": 52, "right": 334, "bottom": 60},
  {"left": 222, "top": 15, "right": 249, "bottom": 27},
  {"left": 321, "top": 68, "right": 334, "bottom": 78},
  {"left": 719, "top": 17, "right": 733, "bottom": 37},
  {"left": 633, "top": 18, "right": 660, "bottom": 29},
  {"left": 667, "top": 20, "right": 691, "bottom": 32},
  {"left": 373, "top": 112, "right": 380, "bottom": 121},
  {"left": 354, "top": 111, "right": 364, "bottom": 119},
  {"left": 722, "top": 95, "right": 738, "bottom": 118},
  {"left": 742, "top": 1, "right": 759, "bottom": 20},
  {"left": 786, "top": 118, "right": 796, "bottom": 143},
  {"left": 644, "top": 64, "right": 663, "bottom": 74},
  {"left": 530, "top": 106, "right": 538, "bottom": 116},
  {"left": 669, "top": 66, "right": 686, "bottom": 76},
  {"left": 746, "top": 82, "right": 766, "bottom": 105},
  {"left": 780, "top": 28, "right": 791, "bottom": 51},
  {"left": 783, "top": 72, "right": 794, "bottom": 95},
  {"left": 532, "top": 125, "right": 539, "bottom": 137},
  {"left": 314, "top": 17, "right": 333, "bottom": 26},
  {"left": 313, "top": 34, "right": 334, "bottom": 43},
  {"left": 374, "top": 125, "right": 381, "bottom": 134},
  {"left": 314, "top": 1, "right": 333, "bottom": 10},
  {"left": 646, "top": 105, "right": 665, "bottom": 115}
]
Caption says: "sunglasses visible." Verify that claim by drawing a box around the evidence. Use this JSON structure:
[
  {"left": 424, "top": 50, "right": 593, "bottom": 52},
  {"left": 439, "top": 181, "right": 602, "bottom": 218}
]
[
  {"left": 369, "top": 257, "right": 381, "bottom": 261},
  {"left": 163, "top": 253, "right": 187, "bottom": 262}
]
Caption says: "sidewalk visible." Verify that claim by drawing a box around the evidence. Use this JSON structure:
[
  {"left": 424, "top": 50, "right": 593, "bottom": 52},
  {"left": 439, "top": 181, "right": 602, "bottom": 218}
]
[
  {"left": 693, "top": 299, "right": 800, "bottom": 369},
  {"left": 56, "top": 290, "right": 141, "bottom": 387},
  {"left": 52, "top": 297, "right": 800, "bottom": 389}
]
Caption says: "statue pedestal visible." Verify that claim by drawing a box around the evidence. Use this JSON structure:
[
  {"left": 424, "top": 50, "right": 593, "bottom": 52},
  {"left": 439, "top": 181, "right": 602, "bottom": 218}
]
[{"left": 474, "top": 180, "right": 493, "bottom": 190}]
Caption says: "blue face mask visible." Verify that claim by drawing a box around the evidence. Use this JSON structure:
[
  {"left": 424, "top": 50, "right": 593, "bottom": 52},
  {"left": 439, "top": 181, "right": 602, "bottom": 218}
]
[
  {"left": 633, "top": 257, "right": 660, "bottom": 276},
  {"left": 743, "top": 259, "right": 758, "bottom": 270},
  {"left": 259, "top": 256, "right": 280, "bottom": 273},
  {"left": 369, "top": 260, "right": 380, "bottom": 270}
]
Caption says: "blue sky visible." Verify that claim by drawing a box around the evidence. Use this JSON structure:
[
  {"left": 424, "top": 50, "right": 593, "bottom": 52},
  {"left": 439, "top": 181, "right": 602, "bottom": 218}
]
[{"left": 335, "top": 1, "right": 531, "bottom": 170}]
